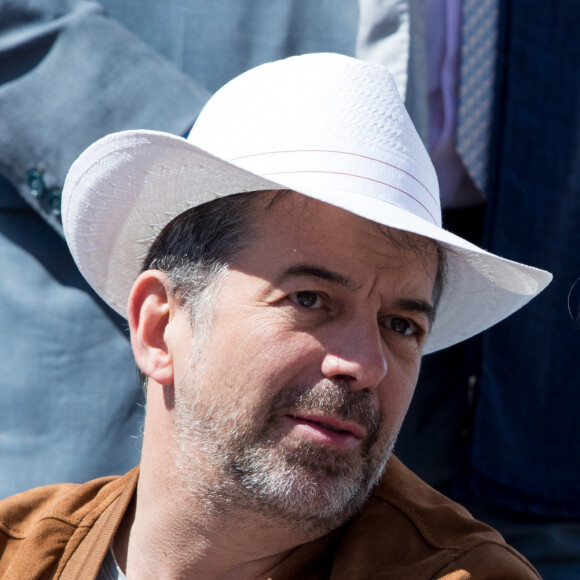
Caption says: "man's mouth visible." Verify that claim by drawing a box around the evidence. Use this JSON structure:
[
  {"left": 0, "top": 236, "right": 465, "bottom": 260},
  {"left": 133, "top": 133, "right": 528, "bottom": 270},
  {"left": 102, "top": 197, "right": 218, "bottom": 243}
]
[
  {"left": 283, "top": 413, "right": 365, "bottom": 449},
  {"left": 315, "top": 421, "right": 350, "bottom": 434}
]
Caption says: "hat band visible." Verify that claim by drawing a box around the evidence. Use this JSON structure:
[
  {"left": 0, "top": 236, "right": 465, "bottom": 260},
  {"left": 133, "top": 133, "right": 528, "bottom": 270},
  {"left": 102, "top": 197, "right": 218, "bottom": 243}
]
[{"left": 230, "top": 148, "right": 441, "bottom": 226}]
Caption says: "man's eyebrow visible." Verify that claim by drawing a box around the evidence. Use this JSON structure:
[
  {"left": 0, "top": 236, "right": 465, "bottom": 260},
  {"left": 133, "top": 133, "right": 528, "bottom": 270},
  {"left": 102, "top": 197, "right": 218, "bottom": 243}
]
[
  {"left": 394, "top": 298, "right": 436, "bottom": 326},
  {"left": 276, "top": 264, "right": 356, "bottom": 289}
]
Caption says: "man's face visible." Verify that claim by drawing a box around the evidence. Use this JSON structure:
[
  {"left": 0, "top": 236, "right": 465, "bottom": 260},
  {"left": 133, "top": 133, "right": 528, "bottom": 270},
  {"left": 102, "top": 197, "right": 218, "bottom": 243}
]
[{"left": 168, "top": 193, "right": 438, "bottom": 534}]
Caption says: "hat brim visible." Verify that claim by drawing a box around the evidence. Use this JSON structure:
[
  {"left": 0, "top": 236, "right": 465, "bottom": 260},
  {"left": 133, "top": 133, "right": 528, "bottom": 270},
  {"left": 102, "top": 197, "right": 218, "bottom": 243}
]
[{"left": 62, "top": 129, "right": 552, "bottom": 354}]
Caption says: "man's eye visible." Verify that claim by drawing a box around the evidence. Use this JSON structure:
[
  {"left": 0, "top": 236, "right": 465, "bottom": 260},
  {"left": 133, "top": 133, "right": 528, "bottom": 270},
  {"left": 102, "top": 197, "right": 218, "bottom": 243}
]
[
  {"left": 290, "top": 291, "right": 323, "bottom": 309},
  {"left": 387, "top": 317, "right": 416, "bottom": 336}
]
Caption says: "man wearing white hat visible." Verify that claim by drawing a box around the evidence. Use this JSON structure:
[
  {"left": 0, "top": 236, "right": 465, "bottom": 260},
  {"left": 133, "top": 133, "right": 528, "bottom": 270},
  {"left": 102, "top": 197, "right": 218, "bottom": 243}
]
[{"left": 0, "top": 54, "right": 549, "bottom": 579}]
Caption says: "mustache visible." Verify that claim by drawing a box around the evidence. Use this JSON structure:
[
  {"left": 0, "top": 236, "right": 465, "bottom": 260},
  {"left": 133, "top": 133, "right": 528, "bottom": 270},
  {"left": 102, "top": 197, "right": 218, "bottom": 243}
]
[{"left": 267, "top": 380, "right": 382, "bottom": 442}]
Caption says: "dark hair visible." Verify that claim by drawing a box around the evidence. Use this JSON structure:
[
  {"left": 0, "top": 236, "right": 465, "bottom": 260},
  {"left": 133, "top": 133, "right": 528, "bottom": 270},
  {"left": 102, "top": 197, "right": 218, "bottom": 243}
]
[{"left": 143, "top": 190, "right": 266, "bottom": 312}]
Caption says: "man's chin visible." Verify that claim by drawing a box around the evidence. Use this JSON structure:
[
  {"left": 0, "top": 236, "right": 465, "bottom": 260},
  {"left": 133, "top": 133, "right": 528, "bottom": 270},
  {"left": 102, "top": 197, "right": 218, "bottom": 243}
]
[{"left": 232, "top": 443, "right": 390, "bottom": 533}]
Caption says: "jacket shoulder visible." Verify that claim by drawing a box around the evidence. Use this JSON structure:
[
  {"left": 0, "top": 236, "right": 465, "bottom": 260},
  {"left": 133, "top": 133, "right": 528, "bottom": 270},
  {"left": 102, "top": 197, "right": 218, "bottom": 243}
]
[
  {"left": 333, "top": 456, "right": 541, "bottom": 579},
  {"left": 0, "top": 468, "right": 137, "bottom": 578}
]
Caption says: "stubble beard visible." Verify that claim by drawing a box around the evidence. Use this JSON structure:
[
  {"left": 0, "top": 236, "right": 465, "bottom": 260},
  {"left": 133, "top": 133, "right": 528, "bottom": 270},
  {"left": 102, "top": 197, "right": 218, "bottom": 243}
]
[{"left": 173, "top": 365, "right": 397, "bottom": 537}]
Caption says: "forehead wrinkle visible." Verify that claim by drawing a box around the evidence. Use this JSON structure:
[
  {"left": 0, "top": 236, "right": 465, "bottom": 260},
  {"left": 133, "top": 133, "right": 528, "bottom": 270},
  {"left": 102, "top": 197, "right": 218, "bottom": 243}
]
[
  {"left": 257, "top": 193, "right": 438, "bottom": 308},
  {"left": 274, "top": 263, "right": 359, "bottom": 290}
]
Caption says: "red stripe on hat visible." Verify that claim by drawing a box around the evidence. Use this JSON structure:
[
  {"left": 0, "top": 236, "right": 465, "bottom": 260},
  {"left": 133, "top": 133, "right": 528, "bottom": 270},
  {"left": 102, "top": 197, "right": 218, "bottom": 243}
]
[
  {"left": 231, "top": 149, "right": 438, "bottom": 207},
  {"left": 262, "top": 169, "right": 438, "bottom": 225}
]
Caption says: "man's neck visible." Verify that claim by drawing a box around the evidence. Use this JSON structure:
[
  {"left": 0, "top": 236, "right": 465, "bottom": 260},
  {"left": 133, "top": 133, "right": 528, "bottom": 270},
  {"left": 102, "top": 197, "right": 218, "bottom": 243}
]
[{"left": 114, "top": 471, "right": 321, "bottom": 580}]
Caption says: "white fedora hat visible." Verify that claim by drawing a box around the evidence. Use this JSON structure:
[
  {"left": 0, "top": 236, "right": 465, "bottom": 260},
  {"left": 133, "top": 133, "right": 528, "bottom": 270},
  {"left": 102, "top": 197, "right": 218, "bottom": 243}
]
[{"left": 62, "top": 53, "right": 551, "bottom": 354}]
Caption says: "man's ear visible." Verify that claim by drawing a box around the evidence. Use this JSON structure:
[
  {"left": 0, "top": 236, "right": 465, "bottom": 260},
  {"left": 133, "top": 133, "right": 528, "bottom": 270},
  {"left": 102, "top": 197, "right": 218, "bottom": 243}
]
[{"left": 127, "top": 271, "right": 175, "bottom": 386}]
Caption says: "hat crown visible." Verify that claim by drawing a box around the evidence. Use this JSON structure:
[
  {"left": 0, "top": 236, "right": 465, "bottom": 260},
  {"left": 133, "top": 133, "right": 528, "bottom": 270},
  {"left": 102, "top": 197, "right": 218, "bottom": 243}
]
[{"left": 189, "top": 53, "right": 441, "bottom": 227}]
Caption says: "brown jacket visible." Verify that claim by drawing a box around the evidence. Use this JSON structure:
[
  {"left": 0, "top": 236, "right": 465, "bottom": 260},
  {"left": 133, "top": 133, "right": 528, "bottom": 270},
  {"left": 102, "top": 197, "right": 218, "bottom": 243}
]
[{"left": 0, "top": 456, "right": 540, "bottom": 579}]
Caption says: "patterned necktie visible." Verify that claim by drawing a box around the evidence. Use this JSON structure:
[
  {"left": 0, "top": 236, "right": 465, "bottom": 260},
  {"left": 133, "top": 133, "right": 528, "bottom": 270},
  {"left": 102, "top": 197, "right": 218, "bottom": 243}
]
[{"left": 456, "top": 0, "right": 500, "bottom": 196}]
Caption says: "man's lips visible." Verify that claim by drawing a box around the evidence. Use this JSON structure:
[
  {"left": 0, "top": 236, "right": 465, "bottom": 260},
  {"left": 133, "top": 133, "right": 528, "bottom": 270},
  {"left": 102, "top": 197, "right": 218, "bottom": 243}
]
[{"left": 282, "top": 413, "right": 366, "bottom": 449}]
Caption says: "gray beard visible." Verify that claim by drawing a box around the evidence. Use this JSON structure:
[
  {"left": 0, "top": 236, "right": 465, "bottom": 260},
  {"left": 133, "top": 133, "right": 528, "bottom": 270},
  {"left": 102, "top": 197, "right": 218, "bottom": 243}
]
[{"left": 172, "top": 377, "right": 396, "bottom": 537}]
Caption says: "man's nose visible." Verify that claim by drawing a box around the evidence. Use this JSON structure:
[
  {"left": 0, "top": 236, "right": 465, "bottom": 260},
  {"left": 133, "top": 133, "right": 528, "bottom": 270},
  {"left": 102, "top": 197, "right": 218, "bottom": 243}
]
[{"left": 320, "top": 320, "right": 388, "bottom": 390}]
